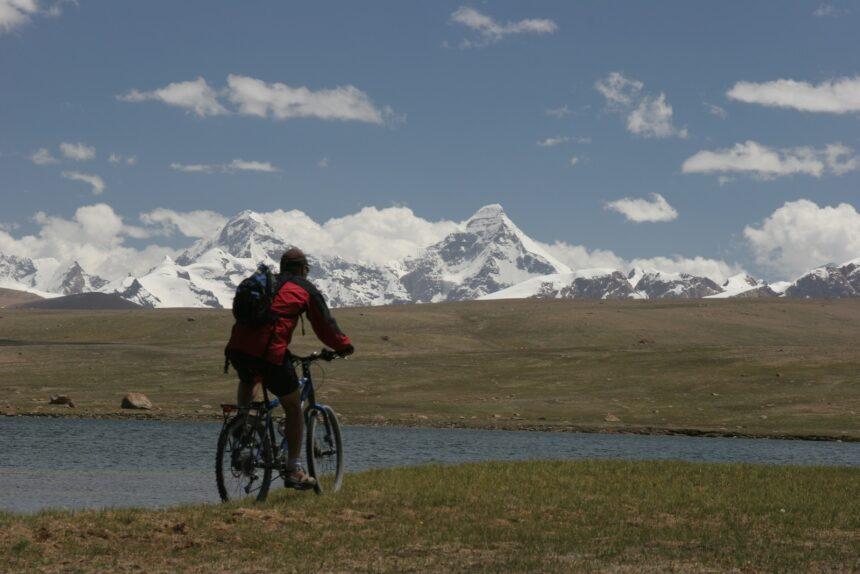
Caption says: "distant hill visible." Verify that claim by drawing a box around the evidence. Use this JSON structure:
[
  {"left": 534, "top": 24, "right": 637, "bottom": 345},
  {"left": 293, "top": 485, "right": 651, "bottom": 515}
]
[
  {"left": 14, "top": 292, "right": 141, "bottom": 310},
  {"left": 0, "top": 287, "right": 43, "bottom": 308}
]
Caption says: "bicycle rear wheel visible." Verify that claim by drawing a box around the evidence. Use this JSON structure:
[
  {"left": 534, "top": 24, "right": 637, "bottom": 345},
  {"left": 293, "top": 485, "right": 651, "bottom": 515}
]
[
  {"left": 305, "top": 406, "right": 344, "bottom": 494},
  {"left": 216, "top": 415, "right": 273, "bottom": 502}
]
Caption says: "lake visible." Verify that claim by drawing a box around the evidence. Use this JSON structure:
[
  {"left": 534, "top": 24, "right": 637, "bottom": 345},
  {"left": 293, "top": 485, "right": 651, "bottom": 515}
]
[{"left": 1, "top": 416, "right": 857, "bottom": 513}]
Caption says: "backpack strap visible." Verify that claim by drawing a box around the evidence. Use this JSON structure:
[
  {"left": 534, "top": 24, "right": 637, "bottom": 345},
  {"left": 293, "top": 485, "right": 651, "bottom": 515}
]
[
  {"left": 275, "top": 276, "right": 308, "bottom": 334},
  {"left": 223, "top": 346, "right": 232, "bottom": 374}
]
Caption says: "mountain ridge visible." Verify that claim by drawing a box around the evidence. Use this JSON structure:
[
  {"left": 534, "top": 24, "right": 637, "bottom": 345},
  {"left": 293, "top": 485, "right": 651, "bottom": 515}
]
[{"left": 1, "top": 205, "right": 857, "bottom": 307}]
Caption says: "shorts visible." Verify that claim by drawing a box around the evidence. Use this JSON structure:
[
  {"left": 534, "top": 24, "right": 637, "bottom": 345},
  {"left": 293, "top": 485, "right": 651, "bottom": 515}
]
[{"left": 228, "top": 350, "right": 300, "bottom": 398}]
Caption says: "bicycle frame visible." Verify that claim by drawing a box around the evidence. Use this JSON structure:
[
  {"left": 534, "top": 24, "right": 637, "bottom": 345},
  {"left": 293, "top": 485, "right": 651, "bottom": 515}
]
[
  {"left": 217, "top": 349, "right": 344, "bottom": 500},
  {"left": 248, "top": 357, "right": 329, "bottom": 466}
]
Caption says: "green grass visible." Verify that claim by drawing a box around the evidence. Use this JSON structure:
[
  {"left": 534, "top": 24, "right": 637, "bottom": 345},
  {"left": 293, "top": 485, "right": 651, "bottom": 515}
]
[
  {"left": 1, "top": 298, "right": 859, "bottom": 439},
  {"left": 0, "top": 461, "right": 857, "bottom": 573}
]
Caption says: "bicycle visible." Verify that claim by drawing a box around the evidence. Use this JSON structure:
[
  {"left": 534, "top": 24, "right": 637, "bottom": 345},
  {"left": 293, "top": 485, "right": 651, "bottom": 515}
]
[{"left": 215, "top": 348, "right": 345, "bottom": 502}]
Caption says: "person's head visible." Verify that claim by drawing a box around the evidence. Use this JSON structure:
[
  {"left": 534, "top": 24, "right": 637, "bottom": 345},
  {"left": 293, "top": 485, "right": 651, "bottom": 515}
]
[{"left": 280, "top": 247, "right": 310, "bottom": 278}]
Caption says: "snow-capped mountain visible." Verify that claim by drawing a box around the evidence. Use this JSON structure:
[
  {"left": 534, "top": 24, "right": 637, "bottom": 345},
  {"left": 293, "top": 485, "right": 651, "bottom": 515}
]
[
  {"left": 0, "top": 255, "right": 106, "bottom": 298},
  {"left": 707, "top": 274, "right": 777, "bottom": 299},
  {"left": 109, "top": 277, "right": 162, "bottom": 308},
  {"left": 632, "top": 270, "right": 723, "bottom": 299},
  {"left": 0, "top": 254, "right": 37, "bottom": 289},
  {"left": 784, "top": 258, "right": 860, "bottom": 298},
  {"left": 482, "top": 269, "right": 638, "bottom": 300},
  {"left": 2, "top": 204, "right": 858, "bottom": 307},
  {"left": 400, "top": 204, "right": 570, "bottom": 302},
  {"left": 52, "top": 261, "right": 109, "bottom": 295},
  {"left": 482, "top": 268, "right": 727, "bottom": 301},
  {"left": 120, "top": 210, "right": 406, "bottom": 308}
]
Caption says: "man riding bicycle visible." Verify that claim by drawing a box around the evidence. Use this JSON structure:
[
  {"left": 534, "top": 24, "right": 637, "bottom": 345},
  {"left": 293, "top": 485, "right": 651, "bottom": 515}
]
[{"left": 225, "top": 247, "right": 354, "bottom": 489}]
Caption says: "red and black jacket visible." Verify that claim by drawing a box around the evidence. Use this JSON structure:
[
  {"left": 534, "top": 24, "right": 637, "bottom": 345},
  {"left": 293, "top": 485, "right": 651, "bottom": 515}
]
[{"left": 226, "top": 274, "right": 352, "bottom": 366}]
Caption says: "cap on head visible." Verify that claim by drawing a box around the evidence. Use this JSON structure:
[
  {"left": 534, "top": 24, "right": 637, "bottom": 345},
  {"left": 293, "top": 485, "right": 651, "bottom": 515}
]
[{"left": 280, "top": 247, "right": 308, "bottom": 275}]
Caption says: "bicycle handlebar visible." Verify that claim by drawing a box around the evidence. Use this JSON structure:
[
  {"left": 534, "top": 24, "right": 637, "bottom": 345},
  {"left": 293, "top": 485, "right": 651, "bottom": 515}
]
[{"left": 290, "top": 348, "right": 342, "bottom": 364}]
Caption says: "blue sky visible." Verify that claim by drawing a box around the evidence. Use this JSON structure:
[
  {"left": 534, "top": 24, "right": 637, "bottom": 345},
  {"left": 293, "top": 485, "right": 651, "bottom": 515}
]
[{"left": 1, "top": 0, "right": 858, "bottom": 281}]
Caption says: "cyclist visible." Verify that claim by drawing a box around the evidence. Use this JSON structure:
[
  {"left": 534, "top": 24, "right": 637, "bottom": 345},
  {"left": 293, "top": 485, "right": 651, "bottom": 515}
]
[{"left": 225, "top": 247, "right": 354, "bottom": 488}]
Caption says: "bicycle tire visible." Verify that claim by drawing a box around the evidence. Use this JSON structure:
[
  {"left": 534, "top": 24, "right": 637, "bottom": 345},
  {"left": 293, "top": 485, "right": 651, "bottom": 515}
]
[
  {"left": 305, "top": 406, "right": 344, "bottom": 494},
  {"left": 216, "top": 415, "right": 273, "bottom": 502}
]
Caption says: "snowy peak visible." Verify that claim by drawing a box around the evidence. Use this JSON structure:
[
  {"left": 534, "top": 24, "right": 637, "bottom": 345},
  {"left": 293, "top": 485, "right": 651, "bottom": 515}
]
[
  {"left": 633, "top": 271, "right": 722, "bottom": 299},
  {"left": 464, "top": 203, "right": 509, "bottom": 234},
  {"left": 53, "top": 261, "right": 108, "bottom": 295},
  {"left": 400, "top": 204, "right": 569, "bottom": 302},
  {"left": 785, "top": 258, "right": 860, "bottom": 298},
  {"left": 481, "top": 269, "right": 637, "bottom": 301},
  {"left": 110, "top": 277, "right": 161, "bottom": 308},
  {"left": 213, "top": 210, "right": 285, "bottom": 260},
  {"left": 0, "top": 254, "right": 37, "bottom": 287},
  {"left": 707, "top": 273, "right": 776, "bottom": 299},
  {"left": 178, "top": 209, "right": 289, "bottom": 265}
]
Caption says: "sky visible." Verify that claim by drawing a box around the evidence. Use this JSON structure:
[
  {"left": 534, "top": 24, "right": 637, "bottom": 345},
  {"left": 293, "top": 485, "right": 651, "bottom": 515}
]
[{"left": 1, "top": 0, "right": 859, "bottom": 282}]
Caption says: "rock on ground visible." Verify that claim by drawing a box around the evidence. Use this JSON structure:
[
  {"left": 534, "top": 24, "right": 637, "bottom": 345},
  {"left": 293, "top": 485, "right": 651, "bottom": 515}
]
[
  {"left": 121, "top": 392, "right": 153, "bottom": 410},
  {"left": 49, "top": 395, "right": 75, "bottom": 407}
]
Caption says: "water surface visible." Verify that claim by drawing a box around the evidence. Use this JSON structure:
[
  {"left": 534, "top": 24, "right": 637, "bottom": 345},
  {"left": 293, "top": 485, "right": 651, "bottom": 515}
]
[{"left": 1, "top": 417, "right": 856, "bottom": 513}]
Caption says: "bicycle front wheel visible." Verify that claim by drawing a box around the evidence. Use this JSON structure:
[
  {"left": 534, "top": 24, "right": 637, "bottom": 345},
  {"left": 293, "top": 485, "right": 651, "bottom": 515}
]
[
  {"left": 305, "top": 406, "right": 344, "bottom": 494},
  {"left": 216, "top": 415, "right": 273, "bottom": 503}
]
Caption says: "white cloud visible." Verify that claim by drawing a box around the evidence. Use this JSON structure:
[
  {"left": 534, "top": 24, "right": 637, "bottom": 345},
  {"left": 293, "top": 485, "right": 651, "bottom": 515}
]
[
  {"left": 682, "top": 140, "right": 859, "bottom": 179},
  {"left": 727, "top": 76, "right": 860, "bottom": 114},
  {"left": 0, "top": 204, "right": 173, "bottom": 281},
  {"left": 568, "top": 156, "right": 579, "bottom": 167},
  {"left": 451, "top": 6, "right": 557, "bottom": 47},
  {"left": 118, "top": 77, "right": 229, "bottom": 117},
  {"left": 62, "top": 171, "right": 105, "bottom": 195},
  {"left": 318, "top": 157, "right": 330, "bottom": 168},
  {"left": 59, "top": 141, "right": 95, "bottom": 161},
  {"left": 705, "top": 102, "right": 727, "bottom": 119},
  {"left": 226, "top": 74, "right": 395, "bottom": 124},
  {"left": 545, "top": 105, "right": 570, "bottom": 118},
  {"left": 595, "top": 72, "right": 643, "bottom": 108},
  {"left": 540, "top": 240, "right": 739, "bottom": 283},
  {"left": 169, "top": 162, "right": 213, "bottom": 174},
  {"left": 605, "top": 193, "right": 678, "bottom": 223},
  {"left": 0, "top": 0, "right": 38, "bottom": 34},
  {"left": 537, "top": 136, "right": 569, "bottom": 147},
  {"left": 627, "top": 94, "right": 688, "bottom": 139},
  {"left": 264, "top": 206, "right": 461, "bottom": 266},
  {"left": 170, "top": 159, "right": 281, "bottom": 174},
  {"left": 119, "top": 75, "right": 398, "bottom": 125},
  {"left": 139, "top": 208, "right": 227, "bottom": 239},
  {"left": 813, "top": 4, "right": 849, "bottom": 17},
  {"left": 825, "top": 143, "right": 860, "bottom": 175},
  {"left": 227, "top": 159, "right": 280, "bottom": 173},
  {"left": 109, "top": 153, "right": 136, "bottom": 166},
  {"left": 540, "top": 241, "right": 627, "bottom": 270},
  {"left": 628, "top": 256, "right": 743, "bottom": 284},
  {"left": 30, "top": 147, "right": 57, "bottom": 165},
  {"left": 744, "top": 199, "right": 860, "bottom": 278},
  {"left": 596, "top": 72, "right": 686, "bottom": 139}
]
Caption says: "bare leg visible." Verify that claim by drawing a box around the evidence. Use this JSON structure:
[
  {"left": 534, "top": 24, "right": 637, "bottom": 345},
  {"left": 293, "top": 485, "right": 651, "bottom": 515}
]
[
  {"left": 236, "top": 378, "right": 263, "bottom": 406},
  {"left": 280, "top": 388, "right": 303, "bottom": 461}
]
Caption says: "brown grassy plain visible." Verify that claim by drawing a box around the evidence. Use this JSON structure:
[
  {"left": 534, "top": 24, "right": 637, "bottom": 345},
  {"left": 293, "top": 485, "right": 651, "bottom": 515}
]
[{"left": 1, "top": 298, "right": 858, "bottom": 439}]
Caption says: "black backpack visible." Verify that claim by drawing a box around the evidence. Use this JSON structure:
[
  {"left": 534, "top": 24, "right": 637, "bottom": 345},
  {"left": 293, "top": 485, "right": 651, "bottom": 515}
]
[{"left": 232, "top": 263, "right": 278, "bottom": 326}]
